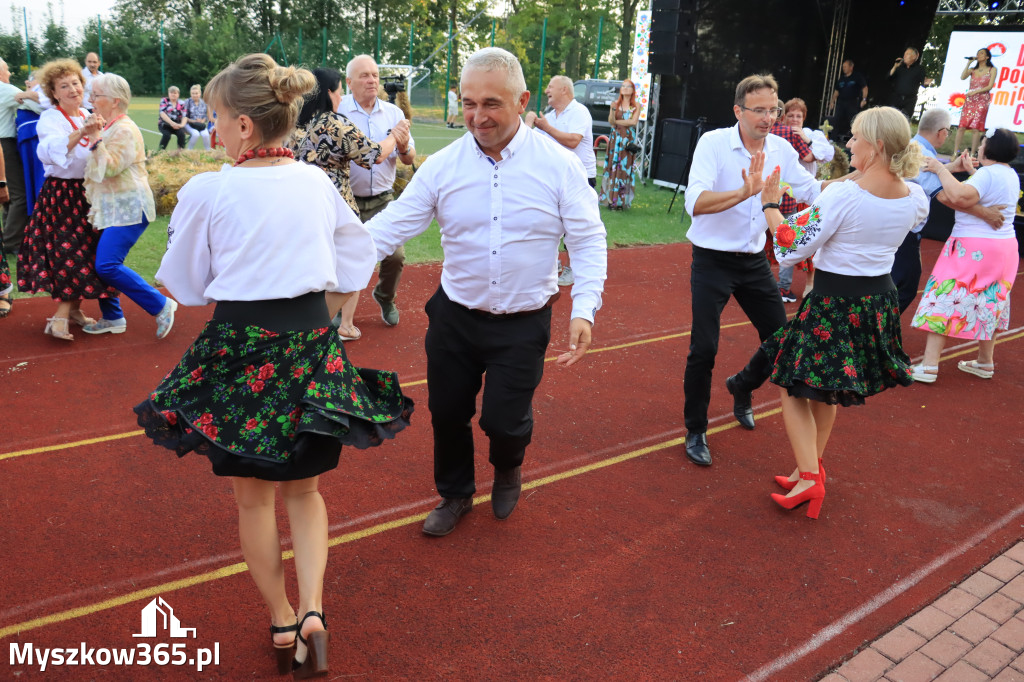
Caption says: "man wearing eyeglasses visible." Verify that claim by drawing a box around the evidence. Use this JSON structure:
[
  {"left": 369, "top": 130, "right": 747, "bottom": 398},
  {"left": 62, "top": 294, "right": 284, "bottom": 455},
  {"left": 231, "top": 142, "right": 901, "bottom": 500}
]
[{"left": 681, "top": 74, "right": 829, "bottom": 467}]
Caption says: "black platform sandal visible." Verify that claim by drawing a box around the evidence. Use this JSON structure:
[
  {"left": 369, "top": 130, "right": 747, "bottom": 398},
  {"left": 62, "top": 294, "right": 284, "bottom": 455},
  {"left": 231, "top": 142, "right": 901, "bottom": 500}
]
[
  {"left": 270, "top": 620, "right": 299, "bottom": 675},
  {"left": 291, "top": 611, "right": 329, "bottom": 679}
]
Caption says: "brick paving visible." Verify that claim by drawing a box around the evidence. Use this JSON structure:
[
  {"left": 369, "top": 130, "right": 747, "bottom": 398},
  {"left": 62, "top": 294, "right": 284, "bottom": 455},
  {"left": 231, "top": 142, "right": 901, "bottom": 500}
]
[{"left": 823, "top": 541, "right": 1024, "bottom": 682}]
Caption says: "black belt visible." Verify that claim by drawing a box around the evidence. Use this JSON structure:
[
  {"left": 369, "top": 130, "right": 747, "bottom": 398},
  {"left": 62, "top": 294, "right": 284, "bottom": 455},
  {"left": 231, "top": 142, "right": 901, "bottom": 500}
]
[
  {"left": 813, "top": 270, "right": 895, "bottom": 297},
  {"left": 692, "top": 244, "right": 765, "bottom": 259},
  {"left": 453, "top": 290, "right": 560, "bottom": 321},
  {"left": 354, "top": 191, "right": 394, "bottom": 202},
  {"left": 213, "top": 291, "right": 330, "bottom": 332}
]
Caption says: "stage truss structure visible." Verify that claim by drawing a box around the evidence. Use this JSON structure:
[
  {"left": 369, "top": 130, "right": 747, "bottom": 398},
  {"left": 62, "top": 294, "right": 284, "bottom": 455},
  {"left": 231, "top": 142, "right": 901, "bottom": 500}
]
[{"left": 936, "top": 0, "right": 1024, "bottom": 12}]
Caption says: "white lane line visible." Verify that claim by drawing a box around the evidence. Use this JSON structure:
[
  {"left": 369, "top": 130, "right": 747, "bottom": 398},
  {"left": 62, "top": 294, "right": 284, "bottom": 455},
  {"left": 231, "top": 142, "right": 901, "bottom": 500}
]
[{"left": 744, "top": 502, "right": 1024, "bottom": 681}]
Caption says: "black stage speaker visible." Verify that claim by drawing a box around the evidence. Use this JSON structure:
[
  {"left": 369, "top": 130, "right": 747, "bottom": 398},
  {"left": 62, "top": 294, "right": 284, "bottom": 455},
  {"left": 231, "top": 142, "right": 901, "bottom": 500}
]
[
  {"left": 653, "top": 118, "right": 699, "bottom": 185},
  {"left": 649, "top": 0, "right": 696, "bottom": 77}
]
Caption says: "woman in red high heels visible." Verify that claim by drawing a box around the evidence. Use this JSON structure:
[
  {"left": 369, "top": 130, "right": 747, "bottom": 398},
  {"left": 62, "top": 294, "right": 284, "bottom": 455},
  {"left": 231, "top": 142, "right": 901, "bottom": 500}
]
[
  {"left": 133, "top": 54, "right": 413, "bottom": 677},
  {"left": 758, "top": 107, "right": 930, "bottom": 518}
]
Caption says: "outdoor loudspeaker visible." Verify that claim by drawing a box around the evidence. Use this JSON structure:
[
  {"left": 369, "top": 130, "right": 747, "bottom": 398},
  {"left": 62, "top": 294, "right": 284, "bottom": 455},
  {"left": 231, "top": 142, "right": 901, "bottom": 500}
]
[
  {"left": 653, "top": 118, "right": 700, "bottom": 185},
  {"left": 649, "top": 0, "right": 696, "bottom": 76}
]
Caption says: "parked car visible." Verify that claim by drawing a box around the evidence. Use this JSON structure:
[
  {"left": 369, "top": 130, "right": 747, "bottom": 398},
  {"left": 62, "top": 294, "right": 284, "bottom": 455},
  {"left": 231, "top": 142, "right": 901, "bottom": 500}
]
[{"left": 573, "top": 78, "right": 623, "bottom": 141}]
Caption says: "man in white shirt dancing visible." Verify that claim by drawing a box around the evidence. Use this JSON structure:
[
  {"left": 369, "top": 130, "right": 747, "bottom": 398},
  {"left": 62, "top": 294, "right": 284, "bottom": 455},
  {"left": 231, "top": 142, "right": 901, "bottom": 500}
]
[
  {"left": 682, "top": 74, "right": 825, "bottom": 467},
  {"left": 367, "top": 47, "right": 608, "bottom": 536},
  {"left": 339, "top": 55, "right": 416, "bottom": 327}
]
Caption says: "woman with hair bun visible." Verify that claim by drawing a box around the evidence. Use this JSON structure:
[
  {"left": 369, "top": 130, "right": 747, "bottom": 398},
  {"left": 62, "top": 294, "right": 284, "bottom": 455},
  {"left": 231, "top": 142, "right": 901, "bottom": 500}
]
[
  {"left": 132, "top": 54, "right": 413, "bottom": 678},
  {"left": 756, "top": 106, "right": 929, "bottom": 519},
  {"left": 910, "top": 127, "right": 1020, "bottom": 383}
]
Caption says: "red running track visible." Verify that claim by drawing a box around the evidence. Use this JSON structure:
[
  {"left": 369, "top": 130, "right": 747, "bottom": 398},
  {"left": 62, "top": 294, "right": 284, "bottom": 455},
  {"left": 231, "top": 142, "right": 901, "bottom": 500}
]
[{"left": 1, "top": 240, "right": 1022, "bottom": 680}]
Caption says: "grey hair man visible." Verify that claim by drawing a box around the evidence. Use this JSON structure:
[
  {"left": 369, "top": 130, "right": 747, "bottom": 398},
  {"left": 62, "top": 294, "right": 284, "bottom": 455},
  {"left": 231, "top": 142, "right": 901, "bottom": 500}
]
[
  {"left": 366, "top": 47, "right": 608, "bottom": 537},
  {"left": 340, "top": 54, "right": 416, "bottom": 327},
  {"left": 891, "top": 107, "right": 950, "bottom": 313}
]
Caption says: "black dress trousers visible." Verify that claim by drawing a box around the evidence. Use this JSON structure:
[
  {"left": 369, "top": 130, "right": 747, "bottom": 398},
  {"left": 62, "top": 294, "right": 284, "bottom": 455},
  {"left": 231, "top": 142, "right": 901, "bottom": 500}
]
[
  {"left": 424, "top": 286, "right": 552, "bottom": 499},
  {"left": 683, "top": 245, "right": 788, "bottom": 434}
]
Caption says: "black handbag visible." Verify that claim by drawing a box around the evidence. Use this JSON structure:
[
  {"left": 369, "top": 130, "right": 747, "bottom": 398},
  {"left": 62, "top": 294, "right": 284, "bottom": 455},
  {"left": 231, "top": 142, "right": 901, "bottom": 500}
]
[{"left": 190, "top": 121, "right": 207, "bottom": 131}]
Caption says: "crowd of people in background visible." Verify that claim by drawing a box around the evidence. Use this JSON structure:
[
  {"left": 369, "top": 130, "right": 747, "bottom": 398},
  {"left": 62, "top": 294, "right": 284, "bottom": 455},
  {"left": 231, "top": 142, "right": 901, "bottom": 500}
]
[{"left": 0, "top": 37, "right": 1019, "bottom": 677}]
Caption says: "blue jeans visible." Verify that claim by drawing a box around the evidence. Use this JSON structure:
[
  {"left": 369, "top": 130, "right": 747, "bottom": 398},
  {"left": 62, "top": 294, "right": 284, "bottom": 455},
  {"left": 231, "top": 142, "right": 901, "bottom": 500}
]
[
  {"left": 96, "top": 219, "right": 167, "bottom": 320},
  {"left": 777, "top": 264, "right": 794, "bottom": 290}
]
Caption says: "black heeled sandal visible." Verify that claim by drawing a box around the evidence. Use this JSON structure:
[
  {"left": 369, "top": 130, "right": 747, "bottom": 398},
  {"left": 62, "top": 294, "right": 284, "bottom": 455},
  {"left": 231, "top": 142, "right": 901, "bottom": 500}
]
[
  {"left": 292, "top": 611, "right": 329, "bottom": 679},
  {"left": 270, "top": 620, "right": 299, "bottom": 675}
]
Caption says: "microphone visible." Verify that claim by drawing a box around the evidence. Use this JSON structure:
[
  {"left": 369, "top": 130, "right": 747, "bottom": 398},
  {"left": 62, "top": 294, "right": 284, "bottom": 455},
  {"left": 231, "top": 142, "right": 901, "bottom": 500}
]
[{"left": 965, "top": 55, "right": 976, "bottom": 59}]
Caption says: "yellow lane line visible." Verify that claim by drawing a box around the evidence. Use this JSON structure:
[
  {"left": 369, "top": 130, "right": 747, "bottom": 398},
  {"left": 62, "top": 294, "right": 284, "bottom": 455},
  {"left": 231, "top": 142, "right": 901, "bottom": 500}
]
[
  {"left": 2, "top": 324, "right": 1022, "bottom": 464},
  {"left": 0, "top": 430, "right": 145, "bottom": 462},
  {"left": 0, "top": 413, "right": 765, "bottom": 639},
  {"left": 0, "top": 321, "right": 737, "bottom": 463},
  {"left": 4, "top": 331, "right": 1023, "bottom": 636}
]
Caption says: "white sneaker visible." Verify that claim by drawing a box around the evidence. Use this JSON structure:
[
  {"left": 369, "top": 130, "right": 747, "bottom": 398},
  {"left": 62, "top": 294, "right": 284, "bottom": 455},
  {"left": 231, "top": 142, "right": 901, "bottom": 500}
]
[
  {"left": 156, "top": 299, "right": 178, "bottom": 339},
  {"left": 557, "top": 265, "right": 575, "bottom": 287},
  {"left": 82, "top": 317, "right": 127, "bottom": 334}
]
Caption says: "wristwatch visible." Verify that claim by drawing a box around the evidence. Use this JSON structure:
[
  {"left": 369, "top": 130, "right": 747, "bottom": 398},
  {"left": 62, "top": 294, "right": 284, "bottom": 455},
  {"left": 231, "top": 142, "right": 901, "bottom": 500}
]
[
  {"left": 0, "top": 181, "right": 7, "bottom": 188},
  {"left": 762, "top": 202, "right": 780, "bottom": 212}
]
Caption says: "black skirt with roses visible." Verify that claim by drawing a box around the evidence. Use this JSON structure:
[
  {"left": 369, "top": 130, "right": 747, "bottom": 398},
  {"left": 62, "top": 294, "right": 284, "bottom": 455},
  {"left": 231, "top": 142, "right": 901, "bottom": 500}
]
[
  {"left": 134, "top": 293, "right": 414, "bottom": 481},
  {"left": 16, "top": 176, "right": 119, "bottom": 300},
  {"left": 761, "top": 270, "right": 914, "bottom": 407}
]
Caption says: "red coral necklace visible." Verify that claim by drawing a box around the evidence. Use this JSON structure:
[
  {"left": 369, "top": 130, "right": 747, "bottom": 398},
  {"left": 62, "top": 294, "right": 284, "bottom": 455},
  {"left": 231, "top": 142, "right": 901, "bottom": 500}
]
[{"left": 235, "top": 147, "right": 294, "bottom": 166}]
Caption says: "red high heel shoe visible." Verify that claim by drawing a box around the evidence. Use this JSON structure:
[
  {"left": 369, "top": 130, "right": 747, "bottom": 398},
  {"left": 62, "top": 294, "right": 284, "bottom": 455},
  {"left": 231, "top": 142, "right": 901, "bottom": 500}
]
[
  {"left": 774, "top": 460, "right": 825, "bottom": 490},
  {"left": 771, "top": 471, "right": 825, "bottom": 519}
]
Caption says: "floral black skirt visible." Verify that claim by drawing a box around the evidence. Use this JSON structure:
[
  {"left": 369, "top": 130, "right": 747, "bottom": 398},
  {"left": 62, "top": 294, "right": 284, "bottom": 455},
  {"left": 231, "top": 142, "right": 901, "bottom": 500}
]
[
  {"left": 761, "top": 271, "right": 914, "bottom": 406},
  {"left": 134, "top": 303, "right": 414, "bottom": 481},
  {"left": 16, "top": 176, "right": 119, "bottom": 300}
]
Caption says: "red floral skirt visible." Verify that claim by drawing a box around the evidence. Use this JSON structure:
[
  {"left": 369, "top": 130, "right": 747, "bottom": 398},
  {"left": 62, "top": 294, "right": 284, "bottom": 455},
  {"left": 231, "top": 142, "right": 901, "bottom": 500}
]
[
  {"left": 16, "top": 176, "right": 118, "bottom": 301},
  {"left": 134, "top": 319, "right": 414, "bottom": 481}
]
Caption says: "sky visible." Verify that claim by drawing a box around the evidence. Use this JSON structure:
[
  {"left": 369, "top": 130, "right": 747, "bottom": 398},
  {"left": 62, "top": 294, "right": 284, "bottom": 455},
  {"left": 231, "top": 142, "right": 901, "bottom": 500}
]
[{"left": 11, "top": 0, "right": 119, "bottom": 40}]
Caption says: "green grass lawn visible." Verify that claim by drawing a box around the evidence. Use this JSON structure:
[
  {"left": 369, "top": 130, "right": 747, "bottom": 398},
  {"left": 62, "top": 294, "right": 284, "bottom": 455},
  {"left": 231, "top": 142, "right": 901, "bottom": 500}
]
[{"left": 5, "top": 114, "right": 691, "bottom": 299}]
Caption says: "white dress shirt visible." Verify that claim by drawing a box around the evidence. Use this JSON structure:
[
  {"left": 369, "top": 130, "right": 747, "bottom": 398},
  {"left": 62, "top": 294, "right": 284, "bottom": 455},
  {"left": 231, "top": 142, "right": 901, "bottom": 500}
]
[
  {"left": 539, "top": 99, "right": 596, "bottom": 178},
  {"left": 685, "top": 124, "right": 822, "bottom": 253},
  {"left": 158, "top": 163, "right": 376, "bottom": 306},
  {"left": 81, "top": 69, "right": 101, "bottom": 110},
  {"left": 775, "top": 181, "right": 929, "bottom": 275},
  {"left": 338, "top": 94, "right": 413, "bottom": 198},
  {"left": 36, "top": 107, "right": 91, "bottom": 178},
  {"left": 366, "top": 121, "right": 607, "bottom": 322}
]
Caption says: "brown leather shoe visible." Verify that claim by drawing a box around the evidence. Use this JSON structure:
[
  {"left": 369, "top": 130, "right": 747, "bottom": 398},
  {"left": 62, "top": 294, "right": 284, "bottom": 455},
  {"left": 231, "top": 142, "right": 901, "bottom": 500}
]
[
  {"left": 422, "top": 497, "right": 473, "bottom": 536},
  {"left": 491, "top": 466, "right": 522, "bottom": 520}
]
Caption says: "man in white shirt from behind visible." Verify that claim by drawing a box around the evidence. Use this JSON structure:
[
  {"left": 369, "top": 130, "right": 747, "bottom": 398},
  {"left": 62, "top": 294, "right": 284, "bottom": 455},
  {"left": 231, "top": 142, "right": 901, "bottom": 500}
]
[
  {"left": 367, "top": 47, "right": 608, "bottom": 538},
  {"left": 525, "top": 74, "right": 596, "bottom": 287},
  {"left": 338, "top": 54, "right": 416, "bottom": 327}
]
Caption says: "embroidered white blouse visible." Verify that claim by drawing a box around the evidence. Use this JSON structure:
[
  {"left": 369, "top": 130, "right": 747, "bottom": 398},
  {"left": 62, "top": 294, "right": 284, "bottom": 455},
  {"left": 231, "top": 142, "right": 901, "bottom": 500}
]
[
  {"left": 157, "top": 162, "right": 376, "bottom": 306},
  {"left": 773, "top": 180, "right": 929, "bottom": 276},
  {"left": 84, "top": 116, "right": 156, "bottom": 230}
]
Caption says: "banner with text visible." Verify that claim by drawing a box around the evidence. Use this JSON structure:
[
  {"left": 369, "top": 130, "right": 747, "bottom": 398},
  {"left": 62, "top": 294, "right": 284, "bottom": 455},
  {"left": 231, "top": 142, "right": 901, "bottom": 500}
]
[{"left": 932, "top": 28, "right": 1024, "bottom": 133}]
